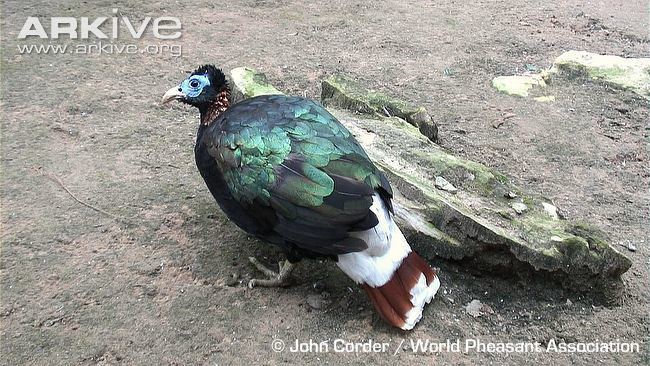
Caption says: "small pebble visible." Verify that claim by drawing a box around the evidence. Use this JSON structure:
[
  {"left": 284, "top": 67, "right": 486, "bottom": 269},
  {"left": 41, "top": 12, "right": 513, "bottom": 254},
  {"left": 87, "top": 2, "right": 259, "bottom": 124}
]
[
  {"left": 541, "top": 202, "right": 559, "bottom": 219},
  {"left": 306, "top": 294, "right": 329, "bottom": 310},
  {"left": 435, "top": 176, "right": 458, "bottom": 194},
  {"left": 312, "top": 280, "right": 327, "bottom": 293},
  {"left": 511, "top": 202, "right": 528, "bottom": 214},
  {"left": 225, "top": 273, "right": 239, "bottom": 287},
  {"left": 620, "top": 242, "right": 638, "bottom": 252}
]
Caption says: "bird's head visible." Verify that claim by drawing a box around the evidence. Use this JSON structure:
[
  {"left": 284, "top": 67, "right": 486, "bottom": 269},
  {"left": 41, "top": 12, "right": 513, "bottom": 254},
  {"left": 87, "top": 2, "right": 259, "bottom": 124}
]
[{"left": 161, "top": 64, "right": 229, "bottom": 110}]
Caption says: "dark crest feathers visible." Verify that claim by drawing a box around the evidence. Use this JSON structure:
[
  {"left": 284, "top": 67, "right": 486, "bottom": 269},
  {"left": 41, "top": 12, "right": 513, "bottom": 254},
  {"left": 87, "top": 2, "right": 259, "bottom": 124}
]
[{"left": 192, "top": 64, "right": 228, "bottom": 90}]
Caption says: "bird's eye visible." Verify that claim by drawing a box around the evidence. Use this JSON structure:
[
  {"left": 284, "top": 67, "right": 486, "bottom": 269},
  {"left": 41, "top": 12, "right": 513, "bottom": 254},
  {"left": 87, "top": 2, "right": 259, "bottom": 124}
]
[{"left": 189, "top": 79, "right": 200, "bottom": 88}]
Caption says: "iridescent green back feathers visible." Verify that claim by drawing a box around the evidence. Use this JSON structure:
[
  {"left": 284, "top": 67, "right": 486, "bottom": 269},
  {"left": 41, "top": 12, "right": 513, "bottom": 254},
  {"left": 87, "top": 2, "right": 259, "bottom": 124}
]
[{"left": 208, "top": 95, "right": 388, "bottom": 206}]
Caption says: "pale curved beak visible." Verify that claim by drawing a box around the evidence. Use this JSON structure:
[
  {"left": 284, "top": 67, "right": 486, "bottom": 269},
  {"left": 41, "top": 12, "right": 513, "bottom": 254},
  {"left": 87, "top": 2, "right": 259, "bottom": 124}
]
[{"left": 161, "top": 86, "right": 186, "bottom": 105}]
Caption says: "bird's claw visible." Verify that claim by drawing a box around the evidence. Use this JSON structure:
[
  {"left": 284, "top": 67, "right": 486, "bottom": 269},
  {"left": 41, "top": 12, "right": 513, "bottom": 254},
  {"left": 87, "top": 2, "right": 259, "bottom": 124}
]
[{"left": 247, "top": 257, "right": 295, "bottom": 288}]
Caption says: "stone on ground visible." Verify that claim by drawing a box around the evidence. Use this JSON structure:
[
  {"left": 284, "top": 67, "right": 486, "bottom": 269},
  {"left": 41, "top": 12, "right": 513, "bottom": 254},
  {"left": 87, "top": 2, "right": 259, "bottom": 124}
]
[
  {"left": 492, "top": 74, "right": 547, "bottom": 97},
  {"left": 321, "top": 74, "right": 439, "bottom": 142},
  {"left": 550, "top": 50, "right": 650, "bottom": 98}
]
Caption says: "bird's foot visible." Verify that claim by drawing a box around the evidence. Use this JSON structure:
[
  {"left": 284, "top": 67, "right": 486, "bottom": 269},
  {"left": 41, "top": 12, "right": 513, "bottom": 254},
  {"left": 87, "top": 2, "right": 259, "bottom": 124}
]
[{"left": 247, "top": 257, "right": 295, "bottom": 288}]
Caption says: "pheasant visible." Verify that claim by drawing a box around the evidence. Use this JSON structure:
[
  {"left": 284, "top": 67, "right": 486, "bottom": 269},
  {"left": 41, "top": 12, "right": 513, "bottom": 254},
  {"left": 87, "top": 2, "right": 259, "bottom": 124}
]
[{"left": 162, "top": 65, "right": 440, "bottom": 330}]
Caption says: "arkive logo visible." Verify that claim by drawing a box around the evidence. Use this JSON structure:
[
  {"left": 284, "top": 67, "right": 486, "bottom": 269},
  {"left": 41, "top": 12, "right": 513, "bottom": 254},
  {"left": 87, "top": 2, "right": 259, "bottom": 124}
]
[{"left": 17, "top": 8, "right": 181, "bottom": 40}]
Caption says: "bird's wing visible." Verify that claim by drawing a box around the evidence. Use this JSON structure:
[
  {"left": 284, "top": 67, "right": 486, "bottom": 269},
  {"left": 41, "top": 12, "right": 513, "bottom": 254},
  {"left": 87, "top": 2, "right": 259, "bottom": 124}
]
[{"left": 205, "top": 95, "right": 392, "bottom": 255}]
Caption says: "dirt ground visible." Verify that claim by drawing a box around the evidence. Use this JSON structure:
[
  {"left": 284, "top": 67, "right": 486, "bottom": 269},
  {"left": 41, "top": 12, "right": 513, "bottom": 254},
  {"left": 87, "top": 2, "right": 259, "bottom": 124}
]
[{"left": 1, "top": 0, "right": 648, "bottom": 365}]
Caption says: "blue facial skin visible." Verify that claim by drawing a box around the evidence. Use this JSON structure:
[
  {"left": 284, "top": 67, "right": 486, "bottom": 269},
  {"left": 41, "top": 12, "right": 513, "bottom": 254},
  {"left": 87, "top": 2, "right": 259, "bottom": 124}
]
[{"left": 180, "top": 74, "right": 211, "bottom": 98}]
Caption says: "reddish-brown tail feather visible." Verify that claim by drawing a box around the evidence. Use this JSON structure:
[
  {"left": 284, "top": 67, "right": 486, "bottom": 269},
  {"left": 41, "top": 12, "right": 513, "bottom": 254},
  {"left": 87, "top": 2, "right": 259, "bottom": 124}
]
[{"left": 362, "top": 251, "right": 440, "bottom": 330}]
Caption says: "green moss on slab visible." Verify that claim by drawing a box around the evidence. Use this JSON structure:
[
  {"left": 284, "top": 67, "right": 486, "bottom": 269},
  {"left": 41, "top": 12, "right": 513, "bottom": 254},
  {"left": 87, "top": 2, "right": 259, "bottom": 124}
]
[
  {"left": 412, "top": 150, "right": 508, "bottom": 189},
  {"left": 567, "top": 222, "right": 614, "bottom": 252},
  {"left": 512, "top": 215, "right": 631, "bottom": 276},
  {"left": 492, "top": 75, "right": 547, "bottom": 97},
  {"left": 322, "top": 74, "right": 438, "bottom": 142},
  {"left": 322, "top": 74, "right": 406, "bottom": 114},
  {"left": 497, "top": 209, "right": 514, "bottom": 221},
  {"left": 550, "top": 51, "right": 650, "bottom": 98},
  {"left": 350, "top": 111, "right": 512, "bottom": 198},
  {"left": 230, "top": 67, "right": 283, "bottom": 99}
]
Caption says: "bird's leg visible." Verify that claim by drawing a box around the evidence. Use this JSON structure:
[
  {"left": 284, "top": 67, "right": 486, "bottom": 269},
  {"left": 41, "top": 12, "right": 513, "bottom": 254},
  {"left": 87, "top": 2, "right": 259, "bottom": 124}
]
[{"left": 247, "top": 257, "right": 295, "bottom": 288}]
